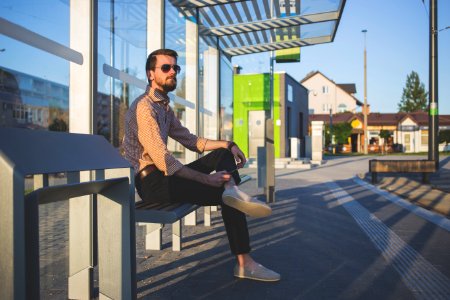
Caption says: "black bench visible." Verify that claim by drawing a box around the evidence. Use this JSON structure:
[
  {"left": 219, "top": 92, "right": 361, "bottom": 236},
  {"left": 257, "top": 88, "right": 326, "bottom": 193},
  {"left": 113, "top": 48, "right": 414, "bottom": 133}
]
[
  {"left": 135, "top": 174, "right": 252, "bottom": 251},
  {"left": 369, "top": 159, "right": 436, "bottom": 184}
]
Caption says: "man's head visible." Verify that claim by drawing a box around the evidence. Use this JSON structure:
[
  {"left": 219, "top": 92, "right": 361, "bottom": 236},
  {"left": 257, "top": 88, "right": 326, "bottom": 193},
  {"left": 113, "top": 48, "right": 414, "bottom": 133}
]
[{"left": 146, "top": 49, "right": 180, "bottom": 93}]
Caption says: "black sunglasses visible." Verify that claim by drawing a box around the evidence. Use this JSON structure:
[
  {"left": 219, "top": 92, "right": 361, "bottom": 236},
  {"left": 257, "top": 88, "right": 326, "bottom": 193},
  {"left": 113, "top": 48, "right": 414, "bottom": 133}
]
[{"left": 155, "top": 64, "right": 181, "bottom": 74}]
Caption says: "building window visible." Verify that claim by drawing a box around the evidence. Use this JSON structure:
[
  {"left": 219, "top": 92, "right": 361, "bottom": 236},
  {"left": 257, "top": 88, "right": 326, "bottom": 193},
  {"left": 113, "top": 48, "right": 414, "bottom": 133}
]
[
  {"left": 322, "top": 86, "right": 328, "bottom": 94},
  {"left": 338, "top": 103, "right": 347, "bottom": 113},
  {"left": 421, "top": 130, "right": 428, "bottom": 146},
  {"left": 322, "top": 103, "right": 331, "bottom": 113},
  {"left": 288, "top": 84, "right": 293, "bottom": 102}
]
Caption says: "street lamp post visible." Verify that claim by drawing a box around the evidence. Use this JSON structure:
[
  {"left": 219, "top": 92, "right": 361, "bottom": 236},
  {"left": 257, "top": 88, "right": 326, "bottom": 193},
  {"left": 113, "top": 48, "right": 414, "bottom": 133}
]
[
  {"left": 428, "top": 0, "right": 439, "bottom": 169},
  {"left": 362, "top": 29, "right": 368, "bottom": 155}
]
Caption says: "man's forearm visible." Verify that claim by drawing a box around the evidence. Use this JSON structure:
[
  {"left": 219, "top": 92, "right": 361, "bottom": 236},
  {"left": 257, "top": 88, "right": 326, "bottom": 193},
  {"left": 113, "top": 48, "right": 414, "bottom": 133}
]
[
  {"left": 174, "top": 165, "right": 209, "bottom": 184},
  {"left": 203, "top": 140, "right": 230, "bottom": 151}
]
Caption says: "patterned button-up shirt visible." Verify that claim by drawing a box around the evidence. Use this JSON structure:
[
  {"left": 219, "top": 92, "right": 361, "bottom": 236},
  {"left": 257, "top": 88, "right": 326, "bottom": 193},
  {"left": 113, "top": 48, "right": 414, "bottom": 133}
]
[{"left": 123, "top": 85, "right": 207, "bottom": 175}]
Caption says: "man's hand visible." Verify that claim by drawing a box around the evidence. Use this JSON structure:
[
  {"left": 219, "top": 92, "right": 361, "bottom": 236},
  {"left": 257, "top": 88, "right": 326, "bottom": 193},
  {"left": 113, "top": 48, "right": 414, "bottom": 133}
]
[
  {"left": 230, "top": 143, "right": 247, "bottom": 169},
  {"left": 175, "top": 167, "right": 231, "bottom": 187},
  {"left": 205, "top": 171, "right": 232, "bottom": 187}
]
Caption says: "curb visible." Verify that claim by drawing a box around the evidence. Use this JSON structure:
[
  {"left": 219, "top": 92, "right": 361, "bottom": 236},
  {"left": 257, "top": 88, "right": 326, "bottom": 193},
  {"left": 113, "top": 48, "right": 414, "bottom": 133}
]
[{"left": 358, "top": 175, "right": 450, "bottom": 218}]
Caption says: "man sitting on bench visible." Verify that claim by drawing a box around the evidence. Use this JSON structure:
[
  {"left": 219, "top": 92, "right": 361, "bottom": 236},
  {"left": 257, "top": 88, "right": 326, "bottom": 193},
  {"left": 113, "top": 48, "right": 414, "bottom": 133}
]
[{"left": 123, "top": 49, "right": 280, "bottom": 282}]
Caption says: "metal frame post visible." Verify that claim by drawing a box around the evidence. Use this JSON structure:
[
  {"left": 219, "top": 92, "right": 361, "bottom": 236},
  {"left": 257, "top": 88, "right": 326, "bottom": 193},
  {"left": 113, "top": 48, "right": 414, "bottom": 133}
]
[
  {"left": 428, "top": 0, "right": 439, "bottom": 169},
  {"left": 362, "top": 29, "right": 368, "bottom": 155},
  {"left": 265, "top": 51, "right": 275, "bottom": 203}
]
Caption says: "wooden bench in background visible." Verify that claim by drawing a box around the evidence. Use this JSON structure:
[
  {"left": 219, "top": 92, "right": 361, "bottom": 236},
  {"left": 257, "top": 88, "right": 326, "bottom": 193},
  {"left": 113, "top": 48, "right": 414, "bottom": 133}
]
[
  {"left": 369, "top": 159, "right": 436, "bottom": 184},
  {"left": 135, "top": 174, "right": 252, "bottom": 251}
]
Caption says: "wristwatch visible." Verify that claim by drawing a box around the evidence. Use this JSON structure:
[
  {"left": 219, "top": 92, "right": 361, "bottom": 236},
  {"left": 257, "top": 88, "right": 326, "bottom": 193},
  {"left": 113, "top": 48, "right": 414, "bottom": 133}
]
[{"left": 227, "top": 141, "right": 236, "bottom": 151}]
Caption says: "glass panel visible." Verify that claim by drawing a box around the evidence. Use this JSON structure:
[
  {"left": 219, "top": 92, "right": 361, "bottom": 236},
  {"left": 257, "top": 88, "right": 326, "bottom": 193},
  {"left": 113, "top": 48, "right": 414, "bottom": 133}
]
[
  {"left": 199, "top": 37, "right": 218, "bottom": 140},
  {"left": 301, "top": 21, "right": 336, "bottom": 39},
  {"left": 165, "top": 0, "right": 189, "bottom": 161},
  {"left": 0, "top": 1, "right": 70, "bottom": 131},
  {"left": 301, "top": 0, "right": 341, "bottom": 15},
  {"left": 98, "top": 0, "right": 147, "bottom": 146},
  {"left": 0, "top": 0, "right": 70, "bottom": 45},
  {"left": 220, "top": 55, "right": 233, "bottom": 141}
]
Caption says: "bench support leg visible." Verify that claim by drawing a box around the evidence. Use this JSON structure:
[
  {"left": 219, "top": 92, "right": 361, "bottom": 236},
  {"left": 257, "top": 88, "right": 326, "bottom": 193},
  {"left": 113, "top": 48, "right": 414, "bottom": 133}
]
[
  {"left": 422, "top": 172, "right": 430, "bottom": 184},
  {"left": 68, "top": 268, "right": 93, "bottom": 300},
  {"left": 98, "top": 170, "right": 136, "bottom": 299},
  {"left": 145, "top": 223, "right": 163, "bottom": 250},
  {"left": 68, "top": 171, "right": 93, "bottom": 300},
  {"left": 372, "top": 172, "right": 378, "bottom": 184},
  {"left": 172, "top": 220, "right": 182, "bottom": 251},
  {"left": 204, "top": 206, "right": 211, "bottom": 227},
  {"left": 184, "top": 210, "right": 197, "bottom": 226}
]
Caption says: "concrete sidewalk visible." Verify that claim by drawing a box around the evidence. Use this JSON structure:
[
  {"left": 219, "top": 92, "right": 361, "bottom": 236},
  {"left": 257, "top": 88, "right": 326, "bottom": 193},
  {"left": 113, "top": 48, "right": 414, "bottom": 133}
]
[
  {"left": 364, "top": 156, "right": 450, "bottom": 217},
  {"left": 36, "top": 155, "right": 450, "bottom": 299}
]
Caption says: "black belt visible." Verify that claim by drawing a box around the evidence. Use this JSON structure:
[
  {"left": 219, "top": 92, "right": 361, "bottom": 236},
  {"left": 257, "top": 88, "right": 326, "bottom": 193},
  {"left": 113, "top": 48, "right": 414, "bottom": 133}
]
[{"left": 136, "top": 164, "right": 158, "bottom": 180}]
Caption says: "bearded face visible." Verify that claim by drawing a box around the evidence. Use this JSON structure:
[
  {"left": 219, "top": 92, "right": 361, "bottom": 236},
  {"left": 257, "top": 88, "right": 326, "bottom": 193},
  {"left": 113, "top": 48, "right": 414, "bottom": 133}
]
[
  {"left": 154, "top": 74, "right": 177, "bottom": 92},
  {"left": 149, "top": 55, "right": 179, "bottom": 93}
]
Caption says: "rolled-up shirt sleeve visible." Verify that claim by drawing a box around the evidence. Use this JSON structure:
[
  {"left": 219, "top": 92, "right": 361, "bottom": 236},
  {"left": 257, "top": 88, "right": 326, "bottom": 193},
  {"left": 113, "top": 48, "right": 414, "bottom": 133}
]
[
  {"left": 136, "top": 100, "right": 184, "bottom": 176},
  {"left": 168, "top": 110, "right": 208, "bottom": 153}
]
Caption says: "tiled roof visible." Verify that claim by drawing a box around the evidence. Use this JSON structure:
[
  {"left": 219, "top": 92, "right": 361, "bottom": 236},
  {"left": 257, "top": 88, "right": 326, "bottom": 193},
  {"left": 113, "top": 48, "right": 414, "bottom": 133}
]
[
  {"left": 309, "top": 112, "right": 450, "bottom": 126},
  {"left": 301, "top": 71, "right": 362, "bottom": 106},
  {"left": 337, "top": 84, "right": 356, "bottom": 94}
]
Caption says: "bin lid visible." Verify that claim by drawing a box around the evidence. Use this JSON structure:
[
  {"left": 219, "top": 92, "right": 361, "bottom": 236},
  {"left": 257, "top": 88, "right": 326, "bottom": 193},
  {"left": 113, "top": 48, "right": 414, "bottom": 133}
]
[{"left": 0, "top": 128, "right": 131, "bottom": 175}]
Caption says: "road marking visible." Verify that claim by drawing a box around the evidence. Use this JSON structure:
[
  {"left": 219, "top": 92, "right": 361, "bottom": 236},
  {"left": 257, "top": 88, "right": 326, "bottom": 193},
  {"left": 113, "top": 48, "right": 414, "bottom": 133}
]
[
  {"left": 327, "top": 181, "right": 450, "bottom": 300},
  {"left": 353, "top": 177, "right": 450, "bottom": 232}
]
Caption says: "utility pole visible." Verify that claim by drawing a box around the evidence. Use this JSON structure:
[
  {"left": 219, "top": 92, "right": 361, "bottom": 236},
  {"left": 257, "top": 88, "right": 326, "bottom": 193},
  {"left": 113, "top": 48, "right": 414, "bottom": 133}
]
[
  {"left": 428, "top": 0, "right": 439, "bottom": 169},
  {"left": 362, "top": 29, "right": 368, "bottom": 155}
]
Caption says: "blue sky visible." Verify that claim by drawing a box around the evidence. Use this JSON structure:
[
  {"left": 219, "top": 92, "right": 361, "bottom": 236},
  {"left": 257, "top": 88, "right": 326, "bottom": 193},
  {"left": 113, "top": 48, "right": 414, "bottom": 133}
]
[
  {"left": 1, "top": 0, "right": 449, "bottom": 114},
  {"left": 233, "top": 0, "right": 450, "bottom": 114}
]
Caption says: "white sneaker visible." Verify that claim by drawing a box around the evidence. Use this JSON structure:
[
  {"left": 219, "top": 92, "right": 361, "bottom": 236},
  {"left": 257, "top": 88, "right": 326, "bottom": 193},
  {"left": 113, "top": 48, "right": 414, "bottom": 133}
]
[
  {"left": 234, "top": 263, "right": 280, "bottom": 282},
  {"left": 222, "top": 186, "right": 272, "bottom": 218}
]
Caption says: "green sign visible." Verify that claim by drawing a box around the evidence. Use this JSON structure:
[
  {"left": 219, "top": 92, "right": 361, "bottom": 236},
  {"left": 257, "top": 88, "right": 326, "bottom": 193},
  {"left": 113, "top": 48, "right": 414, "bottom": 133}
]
[{"left": 275, "top": 47, "right": 300, "bottom": 63}]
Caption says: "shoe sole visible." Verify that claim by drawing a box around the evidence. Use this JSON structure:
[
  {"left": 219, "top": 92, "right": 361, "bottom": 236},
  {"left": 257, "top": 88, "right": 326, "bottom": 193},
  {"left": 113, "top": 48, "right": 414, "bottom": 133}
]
[
  {"left": 234, "top": 273, "right": 280, "bottom": 282},
  {"left": 222, "top": 195, "right": 272, "bottom": 218}
]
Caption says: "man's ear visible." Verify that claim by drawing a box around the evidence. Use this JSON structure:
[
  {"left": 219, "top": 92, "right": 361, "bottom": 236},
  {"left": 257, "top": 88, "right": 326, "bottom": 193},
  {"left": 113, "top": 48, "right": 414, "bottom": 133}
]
[{"left": 147, "top": 69, "right": 154, "bottom": 81}]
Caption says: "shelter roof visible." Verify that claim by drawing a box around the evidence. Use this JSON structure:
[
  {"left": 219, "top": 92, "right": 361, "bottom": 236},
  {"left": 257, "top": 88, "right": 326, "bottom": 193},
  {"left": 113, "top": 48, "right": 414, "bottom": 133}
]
[{"left": 171, "top": 0, "right": 347, "bottom": 56}]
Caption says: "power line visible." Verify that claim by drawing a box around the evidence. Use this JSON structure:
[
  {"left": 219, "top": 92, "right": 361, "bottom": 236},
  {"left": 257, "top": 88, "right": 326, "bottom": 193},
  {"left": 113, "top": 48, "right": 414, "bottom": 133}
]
[{"left": 420, "top": 0, "right": 429, "bottom": 16}]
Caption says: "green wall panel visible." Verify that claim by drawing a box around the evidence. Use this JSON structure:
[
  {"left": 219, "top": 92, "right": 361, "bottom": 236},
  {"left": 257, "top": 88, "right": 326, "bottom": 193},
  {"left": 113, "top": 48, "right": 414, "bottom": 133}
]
[{"left": 233, "top": 73, "right": 281, "bottom": 158}]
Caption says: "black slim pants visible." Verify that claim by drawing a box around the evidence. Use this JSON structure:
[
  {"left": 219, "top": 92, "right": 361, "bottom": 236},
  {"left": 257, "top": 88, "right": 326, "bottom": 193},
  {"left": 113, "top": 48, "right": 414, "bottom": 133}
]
[{"left": 135, "top": 148, "right": 251, "bottom": 255}]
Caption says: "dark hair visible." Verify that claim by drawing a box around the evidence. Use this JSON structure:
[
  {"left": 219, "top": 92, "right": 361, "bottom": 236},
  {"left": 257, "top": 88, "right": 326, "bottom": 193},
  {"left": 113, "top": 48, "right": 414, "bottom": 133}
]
[
  {"left": 145, "top": 49, "right": 178, "bottom": 84},
  {"left": 145, "top": 49, "right": 178, "bottom": 72}
]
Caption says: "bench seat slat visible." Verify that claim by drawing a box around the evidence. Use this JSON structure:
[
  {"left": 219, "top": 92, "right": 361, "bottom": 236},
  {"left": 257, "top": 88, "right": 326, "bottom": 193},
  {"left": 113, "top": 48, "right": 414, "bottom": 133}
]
[
  {"left": 135, "top": 202, "right": 199, "bottom": 224},
  {"left": 135, "top": 201, "right": 186, "bottom": 211},
  {"left": 135, "top": 174, "right": 251, "bottom": 224}
]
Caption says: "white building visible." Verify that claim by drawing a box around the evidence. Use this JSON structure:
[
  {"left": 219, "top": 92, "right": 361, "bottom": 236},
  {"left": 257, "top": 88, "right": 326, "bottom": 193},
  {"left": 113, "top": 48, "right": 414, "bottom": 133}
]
[{"left": 301, "top": 71, "right": 362, "bottom": 115}]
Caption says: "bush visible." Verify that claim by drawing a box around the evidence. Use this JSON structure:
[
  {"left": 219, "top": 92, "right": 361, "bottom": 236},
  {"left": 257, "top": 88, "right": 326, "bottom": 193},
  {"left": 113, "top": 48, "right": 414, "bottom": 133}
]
[
  {"left": 439, "top": 130, "right": 450, "bottom": 144},
  {"left": 392, "top": 143, "right": 403, "bottom": 152}
]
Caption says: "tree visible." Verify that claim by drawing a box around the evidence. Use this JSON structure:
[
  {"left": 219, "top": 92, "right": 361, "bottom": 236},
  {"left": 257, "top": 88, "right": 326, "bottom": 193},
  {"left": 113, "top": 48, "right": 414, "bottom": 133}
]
[
  {"left": 398, "top": 71, "right": 428, "bottom": 112},
  {"left": 379, "top": 130, "right": 393, "bottom": 154},
  {"left": 440, "top": 130, "right": 450, "bottom": 145},
  {"left": 332, "top": 123, "right": 353, "bottom": 145},
  {"left": 48, "top": 118, "right": 68, "bottom": 132},
  {"left": 324, "top": 124, "right": 332, "bottom": 146}
]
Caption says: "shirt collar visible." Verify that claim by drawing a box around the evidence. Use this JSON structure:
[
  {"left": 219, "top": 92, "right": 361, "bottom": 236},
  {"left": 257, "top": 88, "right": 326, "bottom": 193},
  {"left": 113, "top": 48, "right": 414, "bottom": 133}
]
[{"left": 147, "top": 85, "right": 170, "bottom": 107}]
